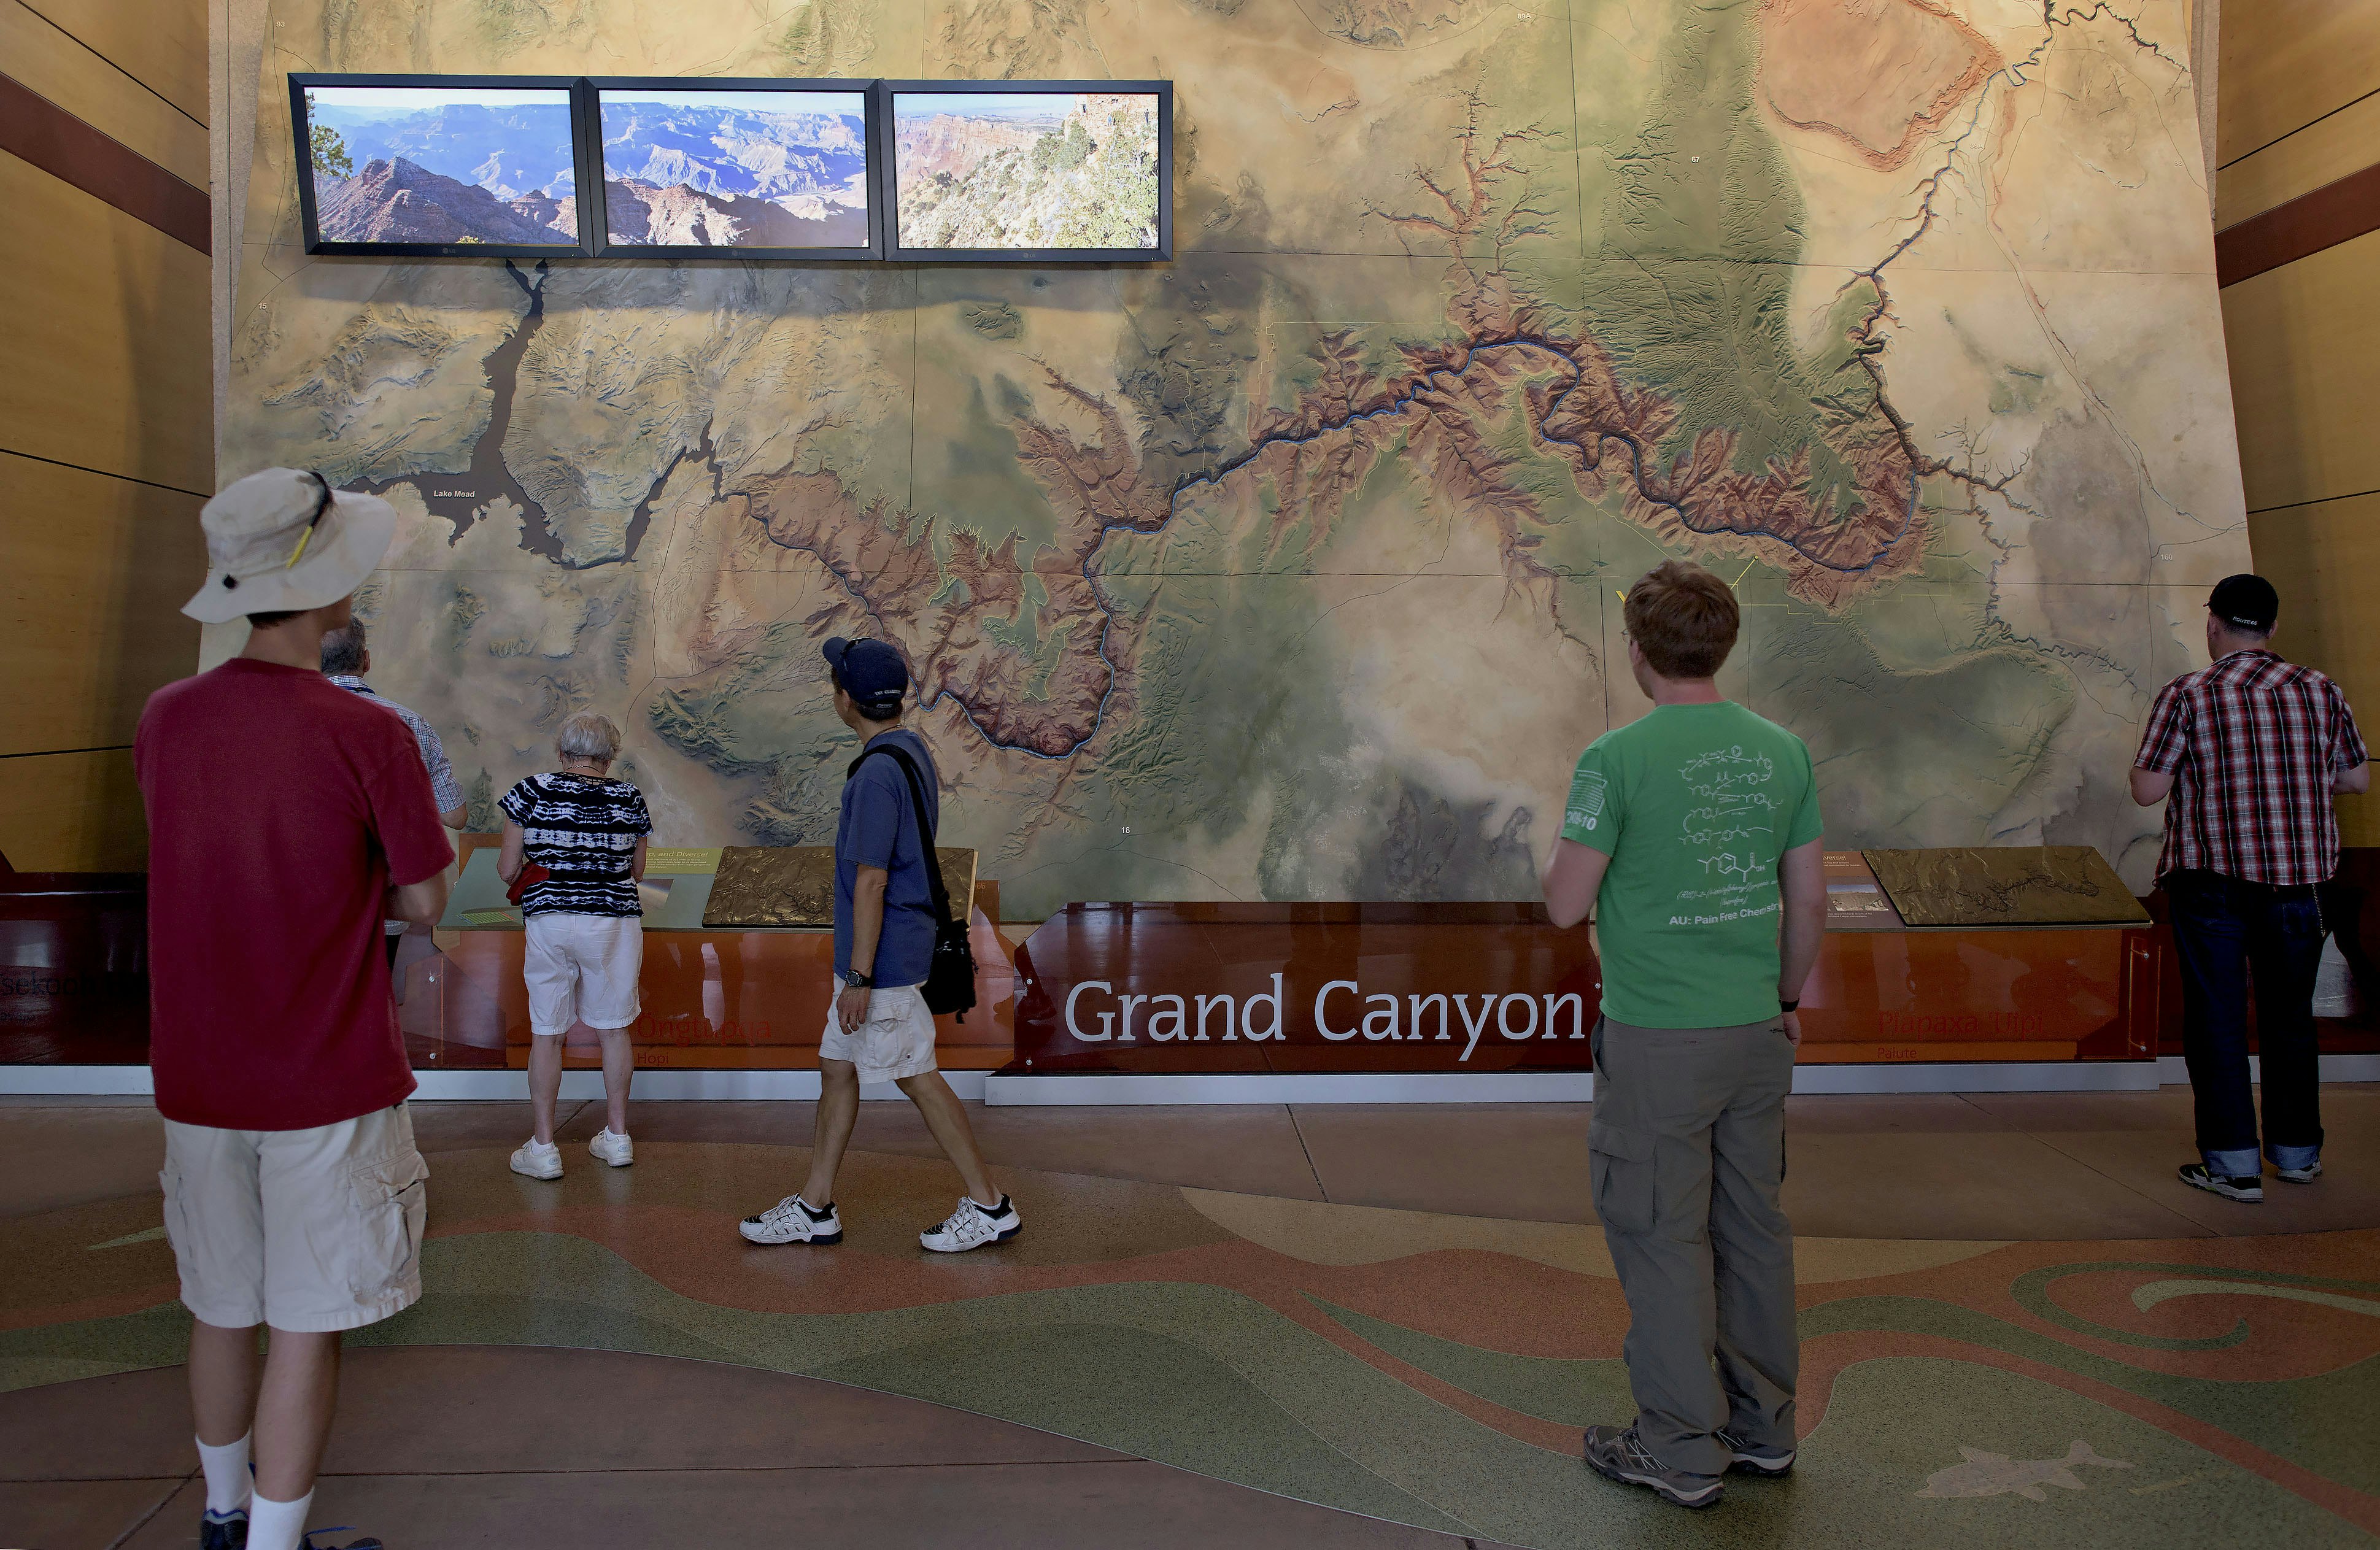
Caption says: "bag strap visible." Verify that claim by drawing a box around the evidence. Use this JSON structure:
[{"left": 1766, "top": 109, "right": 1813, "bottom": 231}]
[{"left": 850, "top": 742, "right": 953, "bottom": 928}]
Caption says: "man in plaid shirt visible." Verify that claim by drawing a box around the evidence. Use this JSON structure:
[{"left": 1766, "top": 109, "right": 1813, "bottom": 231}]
[{"left": 2133, "top": 574, "right": 2370, "bottom": 1203}]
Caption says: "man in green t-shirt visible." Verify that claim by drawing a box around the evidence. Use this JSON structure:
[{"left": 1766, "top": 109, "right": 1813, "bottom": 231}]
[{"left": 1542, "top": 560, "right": 1828, "bottom": 1510}]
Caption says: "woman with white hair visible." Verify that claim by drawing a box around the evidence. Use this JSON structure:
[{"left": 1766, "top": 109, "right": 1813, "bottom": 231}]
[{"left": 496, "top": 712, "right": 654, "bottom": 1179}]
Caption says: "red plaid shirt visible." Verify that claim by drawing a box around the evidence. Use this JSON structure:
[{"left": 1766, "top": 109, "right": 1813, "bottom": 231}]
[{"left": 2134, "top": 650, "right": 2367, "bottom": 885}]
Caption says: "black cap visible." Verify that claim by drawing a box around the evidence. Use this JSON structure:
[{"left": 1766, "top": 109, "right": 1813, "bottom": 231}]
[
  {"left": 822, "top": 636, "right": 908, "bottom": 717},
  {"left": 2208, "top": 574, "right": 2279, "bottom": 634}
]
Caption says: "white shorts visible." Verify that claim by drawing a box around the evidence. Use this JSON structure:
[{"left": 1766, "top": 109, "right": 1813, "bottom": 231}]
[
  {"left": 524, "top": 912, "right": 643, "bottom": 1038},
  {"left": 160, "top": 1105, "right": 427, "bottom": 1334},
  {"left": 817, "top": 983, "right": 938, "bottom": 1083}
]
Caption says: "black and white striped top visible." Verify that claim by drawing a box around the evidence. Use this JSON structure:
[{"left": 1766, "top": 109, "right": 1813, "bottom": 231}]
[{"left": 498, "top": 772, "right": 654, "bottom": 918}]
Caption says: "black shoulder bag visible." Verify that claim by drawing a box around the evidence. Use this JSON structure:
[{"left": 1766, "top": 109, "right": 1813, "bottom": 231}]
[{"left": 851, "top": 743, "right": 978, "bottom": 1022}]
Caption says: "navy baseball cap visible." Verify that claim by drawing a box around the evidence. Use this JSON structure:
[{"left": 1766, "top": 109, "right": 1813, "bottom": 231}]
[
  {"left": 823, "top": 636, "right": 908, "bottom": 715},
  {"left": 2209, "top": 573, "right": 2279, "bottom": 633}
]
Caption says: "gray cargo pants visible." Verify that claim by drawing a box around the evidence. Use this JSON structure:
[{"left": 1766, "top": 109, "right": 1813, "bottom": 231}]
[{"left": 1589, "top": 1016, "right": 1798, "bottom": 1479}]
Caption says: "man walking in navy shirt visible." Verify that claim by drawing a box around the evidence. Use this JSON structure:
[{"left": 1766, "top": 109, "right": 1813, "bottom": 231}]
[{"left": 740, "top": 637, "right": 1021, "bottom": 1252}]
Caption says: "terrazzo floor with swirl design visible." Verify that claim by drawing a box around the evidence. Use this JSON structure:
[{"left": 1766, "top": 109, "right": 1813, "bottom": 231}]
[{"left": 2, "top": 1090, "right": 2376, "bottom": 1548}]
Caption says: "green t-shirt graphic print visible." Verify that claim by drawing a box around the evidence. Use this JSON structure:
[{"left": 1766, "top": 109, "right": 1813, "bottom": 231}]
[{"left": 1562, "top": 701, "right": 1823, "bottom": 1028}]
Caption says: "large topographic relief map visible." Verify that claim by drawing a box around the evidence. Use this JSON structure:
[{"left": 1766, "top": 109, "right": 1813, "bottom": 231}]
[{"left": 225, "top": 0, "right": 2244, "bottom": 917}]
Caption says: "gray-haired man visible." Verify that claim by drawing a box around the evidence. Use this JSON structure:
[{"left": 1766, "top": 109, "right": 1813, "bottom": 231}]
[
  {"left": 322, "top": 619, "right": 466, "bottom": 970},
  {"left": 322, "top": 620, "right": 468, "bottom": 831}
]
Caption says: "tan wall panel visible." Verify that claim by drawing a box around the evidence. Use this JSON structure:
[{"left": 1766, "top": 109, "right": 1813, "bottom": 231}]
[
  {"left": 0, "top": 148, "right": 212, "bottom": 495},
  {"left": 0, "top": 452, "right": 202, "bottom": 757},
  {"left": 2216, "top": 89, "right": 2380, "bottom": 230},
  {"left": 2217, "top": 0, "right": 2380, "bottom": 166},
  {"left": 18, "top": 0, "right": 209, "bottom": 125},
  {"left": 0, "top": 748, "right": 146, "bottom": 871},
  {"left": 1, "top": 0, "right": 209, "bottom": 185},
  {"left": 2219, "top": 227, "right": 2380, "bottom": 514},
  {"left": 2247, "top": 490, "right": 2380, "bottom": 846}
]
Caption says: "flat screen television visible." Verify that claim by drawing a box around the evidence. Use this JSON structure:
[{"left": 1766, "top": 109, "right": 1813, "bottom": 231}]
[
  {"left": 289, "top": 74, "right": 592, "bottom": 257},
  {"left": 879, "top": 80, "right": 1172, "bottom": 263},
  {"left": 585, "top": 79, "right": 880, "bottom": 259}
]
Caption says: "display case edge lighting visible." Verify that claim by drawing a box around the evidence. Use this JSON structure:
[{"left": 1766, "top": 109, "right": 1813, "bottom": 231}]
[
  {"left": 582, "top": 75, "right": 887, "bottom": 262},
  {"left": 876, "top": 77, "right": 1175, "bottom": 265},
  {"left": 287, "top": 70, "right": 599, "bottom": 259}
]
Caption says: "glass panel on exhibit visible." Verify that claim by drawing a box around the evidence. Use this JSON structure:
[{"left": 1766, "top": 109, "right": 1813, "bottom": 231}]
[
  {"left": 294, "top": 79, "right": 584, "bottom": 253},
  {"left": 887, "top": 85, "right": 1167, "bottom": 258},
  {"left": 592, "top": 83, "right": 873, "bottom": 254}
]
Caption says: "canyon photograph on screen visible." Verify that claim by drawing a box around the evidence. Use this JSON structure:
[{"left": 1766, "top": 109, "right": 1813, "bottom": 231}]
[
  {"left": 236, "top": 0, "right": 2246, "bottom": 918},
  {"left": 303, "top": 85, "right": 579, "bottom": 245},
  {"left": 892, "top": 91, "right": 1160, "bottom": 250},
  {"left": 597, "top": 88, "right": 869, "bottom": 249}
]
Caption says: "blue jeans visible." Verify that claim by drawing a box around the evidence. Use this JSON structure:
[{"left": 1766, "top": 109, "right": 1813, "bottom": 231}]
[{"left": 2164, "top": 869, "right": 2325, "bottom": 1176}]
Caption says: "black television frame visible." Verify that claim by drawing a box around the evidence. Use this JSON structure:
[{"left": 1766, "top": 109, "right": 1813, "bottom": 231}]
[
  {"left": 582, "top": 77, "right": 884, "bottom": 261},
  {"left": 876, "top": 79, "right": 1173, "bottom": 264},
  {"left": 289, "top": 72, "right": 596, "bottom": 258}
]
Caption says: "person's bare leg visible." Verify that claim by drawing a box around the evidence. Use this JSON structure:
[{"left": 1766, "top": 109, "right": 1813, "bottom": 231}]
[
  {"left": 897, "top": 1070, "right": 997, "bottom": 1205},
  {"left": 188, "top": 1319, "right": 263, "bottom": 1446},
  {"left": 597, "top": 1027, "right": 634, "bottom": 1135},
  {"left": 527, "top": 1033, "right": 563, "bottom": 1144},
  {"left": 800, "top": 1059, "right": 861, "bottom": 1205},
  {"left": 251, "top": 1328, "right": 342, "bottom": 1502}
]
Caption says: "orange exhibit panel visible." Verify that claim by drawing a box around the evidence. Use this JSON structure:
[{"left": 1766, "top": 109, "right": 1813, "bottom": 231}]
[{"left": 1003, "top": 855, "right": 2159, "bottom": 1076}]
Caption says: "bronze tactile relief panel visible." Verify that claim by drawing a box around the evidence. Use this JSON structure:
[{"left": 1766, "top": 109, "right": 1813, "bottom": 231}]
[
  {"left": 1861, "top": 846, "right": 2149, "bottom": 928},
  {"left": 702, "top": 846, "right": 977, "bottom": 928}
]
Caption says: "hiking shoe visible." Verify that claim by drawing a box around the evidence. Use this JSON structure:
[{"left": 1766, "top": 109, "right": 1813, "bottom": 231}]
[
  {"left": 1583, "top": 1424, "right": 1723, "bottom": 1509},
  {"left": 740, "top": 1195, "right": 843, "bottom": 1246},
  {"left": 2179, "top": 1163, "right": 2261, "bottom": 1203},
  {"left": 199, "top": 1508, "right": 247, "bottom": 1549},
  {"left": 920, "top": 1194, "right": 1022, "bottom": 1253},
  {"left": 2276, "top": 1159, "right": 2323, "bottom": 1184},
  {"left": 509, "top": 1139, "right": 563, "bottom": 1181},
  {"left": 589, "top": 1128, "right": 633, "bottom": 1168},
  {"left": 1715, "top": 1427, "right": 1795, "bottom": 1476}
]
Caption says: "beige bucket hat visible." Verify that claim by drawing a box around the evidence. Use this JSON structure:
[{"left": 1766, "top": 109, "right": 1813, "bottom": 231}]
[{"left": 183, "top": 468, "right": 396, "bottom": 623}]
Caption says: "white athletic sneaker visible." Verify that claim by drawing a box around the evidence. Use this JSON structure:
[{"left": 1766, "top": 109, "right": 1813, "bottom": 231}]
[
  {"left": 920, "top": 1194, "right": 1022, "bottom": 1253},
  {"left": 739, "top": 1195, "right": 843, "bottom": 1245},
  {"left": 509, "top": 1139, "right": 563, "bottom": 1180},
  {"left": 589, "top": 1128, "right": 633, "bottom": 1168}
]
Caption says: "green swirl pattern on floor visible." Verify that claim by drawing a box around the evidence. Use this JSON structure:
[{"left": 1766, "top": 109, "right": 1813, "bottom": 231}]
[{"left": 2, "top": 1140, "right": 2375, "bottom": 1547}]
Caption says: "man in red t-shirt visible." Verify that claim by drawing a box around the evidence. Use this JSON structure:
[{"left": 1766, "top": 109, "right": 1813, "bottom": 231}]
[{"left": 137, "top": 467, "right": 453, "bottom": 1550}]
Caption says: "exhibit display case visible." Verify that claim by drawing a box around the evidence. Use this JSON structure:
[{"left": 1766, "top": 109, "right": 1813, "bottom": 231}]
[
  {"left": 11, "top": 845, "right": 2376, "bottom": 1091},
  {"left": 1002, "top": 852, "right": 2162, "bottom": 1078}
]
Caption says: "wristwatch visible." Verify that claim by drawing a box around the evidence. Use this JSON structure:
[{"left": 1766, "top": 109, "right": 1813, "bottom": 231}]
[
  {"left": 1779, "top": 998, "right": 1800, "bottom": 1012},
  {"left": 842, "top": 970, "right": 873, "bottom": 989}
]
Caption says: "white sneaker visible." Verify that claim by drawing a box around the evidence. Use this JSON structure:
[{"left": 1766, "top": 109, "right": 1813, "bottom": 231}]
[
  {"left": 739, "top": 1194, "right": 843, "bottom": 1245},
  {"left": 589, "top": 1128, "right": 633, "bottom": 1168},
  {"left": 920, "top": 1194, "right": 1022, "bottom": 1253},
  {"left": 509, "top": 1139, "right": 563, "bottom": 1180}
]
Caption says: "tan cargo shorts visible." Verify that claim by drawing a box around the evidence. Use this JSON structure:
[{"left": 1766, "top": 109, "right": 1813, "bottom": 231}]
[
  {"left": 160, "top": 1103, "right": 428, "bottom": 1333},
  {"left": 817, "top": 983, "right": 938, "bottom": 1084}
]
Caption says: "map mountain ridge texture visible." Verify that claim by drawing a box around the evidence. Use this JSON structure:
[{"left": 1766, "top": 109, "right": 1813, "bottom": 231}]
[{"left": 225, "top": 0, "right": 2246, "bottom": 921}]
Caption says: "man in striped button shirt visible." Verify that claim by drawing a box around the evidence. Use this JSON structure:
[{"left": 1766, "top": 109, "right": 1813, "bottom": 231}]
[
  {"left": 322, "top": 620, "right": 466, "bottom": 971},
  {"left": 2132, "top": 574, "right": 2370, "bottom": 1203}
]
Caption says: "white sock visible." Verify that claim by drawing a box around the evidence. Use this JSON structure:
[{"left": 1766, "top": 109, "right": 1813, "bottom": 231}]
[
  {"left": 196, "top": 1432, "right": 252, "bottom": 1516},
  {"left": 246, "top": 1489, "right": 313, "bottom": 1550}
]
